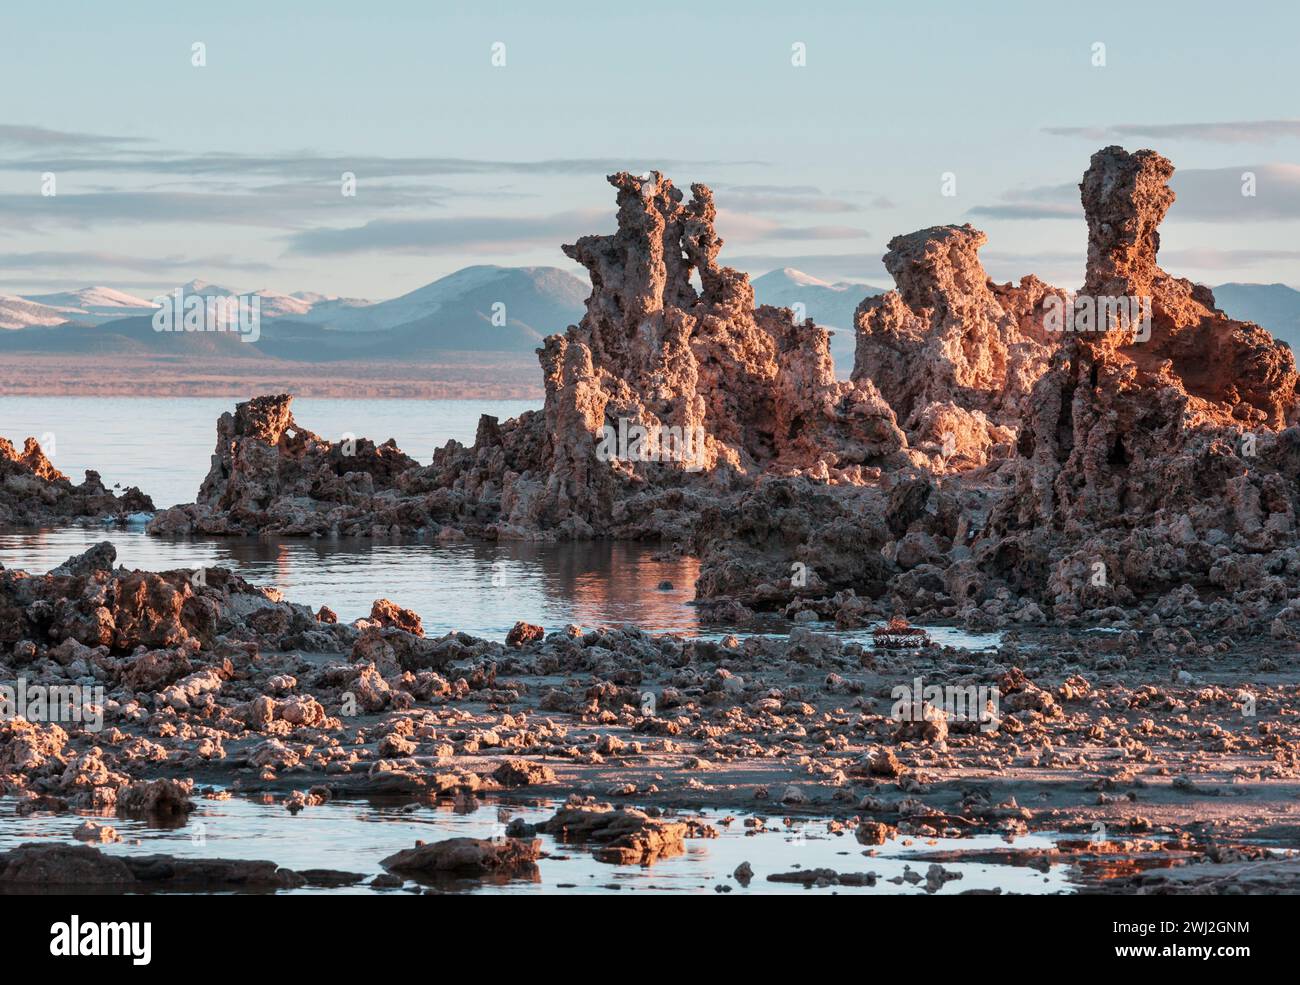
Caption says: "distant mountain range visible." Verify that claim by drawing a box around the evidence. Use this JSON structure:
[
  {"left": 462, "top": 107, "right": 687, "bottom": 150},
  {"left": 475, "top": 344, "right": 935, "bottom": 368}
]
[
  {"left": 0, "top": 286, "right": 159, "bottom": 330},
  {"left": 0, "top": 266, "right": 590, "bottom": 362},
  {"left": 2, "top": 267, "right": 1297, "bottom": 373},
  {"left": 749, "top": 273, "right": 1300, "bottom": 376}
]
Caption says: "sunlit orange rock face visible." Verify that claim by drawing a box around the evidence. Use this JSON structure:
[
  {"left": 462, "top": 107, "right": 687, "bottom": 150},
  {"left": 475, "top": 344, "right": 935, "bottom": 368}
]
[
  {"left": 0, "top": 436, "right": 67, "bottom": 483},
  {"left": 1007, "top": 147, "right": 1299, "bottom": 528},
  {"left": 1077, "top": 145, "right": 1297, "bottom": 429},
  {"left": 987, "top": 147, "right": 1300, "bottom": 618},
  {"left": 850, "top": 222, "right": 1062, "bottom": 470},
  {"left": 853, "top": 225, "right": 1060, "bottom": 425},
  {"left": 545, "top": 172, "right": 906, "bottom": 504}
]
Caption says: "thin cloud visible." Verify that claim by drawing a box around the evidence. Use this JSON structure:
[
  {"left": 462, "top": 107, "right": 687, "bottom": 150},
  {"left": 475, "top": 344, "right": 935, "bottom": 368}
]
[
  {"left": 716, "top": 210, "right": 868, "bottom": 242},
  {"left": 0, "top": 150, "right": 762, "bottom": 180},
  {"left": 718, "top": 192, "right": 862, "bottom": 214},
  {"left": 0, "top": 250, "right": 272, "bottom": 274},
  {"left": 284, "top": 209, "right": 607, "bottom": 256},
  {"left": 0, "top": 124, "right": 150, "bottom": 148},
  {"left": 968, "top": 201, "right": 1081, "bottom": 221},
  {"left": 0, "top": 190, "right": 341, "bottom": 230},
  {"left": 713, "top": 183, "right": 826, "bottom": 195},
  {"left": 1169, "top": 163, "right": 1300, "bottom": 221},
  {"left": 0, "top": 181, "right": 459, "bottom": 230},
  {"left": 1045, "top": 120, "right": 1300, "bottom": 144},
  {"left": 708, "top": 183, "right": 866, "bottom": 215},
  {"left": 1162, "top": 247, "right": 1300, "bottom": 268},
  {"left": 772, "top": 224, "right": 870, "bottom": 241},
  {"left": 710, "top": 182, "right": 897, "bottom": 215},
  {"left": 286, "top": 203, "right": 872, "bottom": 258}
]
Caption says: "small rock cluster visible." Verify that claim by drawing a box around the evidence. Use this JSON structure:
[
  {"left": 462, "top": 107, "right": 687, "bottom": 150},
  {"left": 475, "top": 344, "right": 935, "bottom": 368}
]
[{"left": 0, "top": 436, "right": 152, "bottom": 527}]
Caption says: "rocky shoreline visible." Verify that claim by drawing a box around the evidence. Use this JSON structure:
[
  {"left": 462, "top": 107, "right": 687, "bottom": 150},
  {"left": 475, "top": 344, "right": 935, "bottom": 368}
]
[{"left": 1, "top": 542, "right": 1297, "bottom": 893}]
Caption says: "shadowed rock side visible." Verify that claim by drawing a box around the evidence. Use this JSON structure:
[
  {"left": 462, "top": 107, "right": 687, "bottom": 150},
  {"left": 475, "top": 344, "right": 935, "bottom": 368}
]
[
  {"left": 0, "top": 436, "right": 153, "bottom": 526},
  {"left": 149, "top": 148, "right": 1300, "bottom": 633}
]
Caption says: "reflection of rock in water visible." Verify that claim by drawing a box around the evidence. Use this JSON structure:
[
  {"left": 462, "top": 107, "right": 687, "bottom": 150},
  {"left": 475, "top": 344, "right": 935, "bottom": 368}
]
[
  {"left": 0, "top": 529, "right": 706, "bottom": 637},
  {"left": 562, "top": 542, "right": 701, "bottom": 634}
]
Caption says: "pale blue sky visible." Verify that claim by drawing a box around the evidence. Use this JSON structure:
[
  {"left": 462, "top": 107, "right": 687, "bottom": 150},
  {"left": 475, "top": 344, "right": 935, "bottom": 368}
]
[{"left": 1, "top": 0, "right": 1298, "bottom": 299}]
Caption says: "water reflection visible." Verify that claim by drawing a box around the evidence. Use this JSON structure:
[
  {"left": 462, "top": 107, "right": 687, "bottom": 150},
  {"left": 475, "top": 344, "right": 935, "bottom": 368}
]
[
  {"left": 0, "top": 527, "right": 1005, "bottom": 650},
  {"left": 0, "top": 528, "right": 701, "bottom": 639}
]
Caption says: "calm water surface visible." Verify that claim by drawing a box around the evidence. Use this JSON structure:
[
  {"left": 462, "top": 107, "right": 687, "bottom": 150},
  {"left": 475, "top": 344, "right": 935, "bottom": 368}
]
[
  {"left": 0, "top": 527, "right": 706, "bottom": 637},
  {"left": 0, "top": 796, "right": 1074, "bottom": 896},
  {"left": 0, "top": 527, "right": 997, "bottom": 648}
]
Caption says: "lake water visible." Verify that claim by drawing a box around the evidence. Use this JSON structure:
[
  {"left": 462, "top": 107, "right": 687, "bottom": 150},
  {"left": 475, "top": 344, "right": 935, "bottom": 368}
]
[
  {"left": 0, "top": 795, "right": 1074, "bottom": 896},
  {"left": 0, "top": 527, "right": 707, "bottom": 637},
  {"left": 0, "top": 526, "right": 1000, "bottom": 649}
]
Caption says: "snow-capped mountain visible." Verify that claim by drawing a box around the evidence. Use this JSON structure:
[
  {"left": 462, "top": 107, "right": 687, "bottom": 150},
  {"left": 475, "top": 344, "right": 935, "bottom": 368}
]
[
  {"left": 1, "top": 286, "right": 157, "bottom": 329},
  {"left": 250, "top": 289, "right": 314, "bottom": 320},
  {"left": 25, "top": 286, "right": 159, "bottom": 315},
  {"left": 751, "top": 267, "right": 886, "bottom": 325},
  {"left": 0, "top": 295, "right": 83, "bottom": 329},
  {"left": 292, "top": 265, "right": 584, "bottom": 335},
  {"left": 0, "top": 265, "right": 591, "bottom": 357}
]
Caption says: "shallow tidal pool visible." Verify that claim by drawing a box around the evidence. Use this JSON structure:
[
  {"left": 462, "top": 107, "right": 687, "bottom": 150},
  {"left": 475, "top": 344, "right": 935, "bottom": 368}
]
[{"left": 0, "top": 795, "right": 1076, "bottom": 895}]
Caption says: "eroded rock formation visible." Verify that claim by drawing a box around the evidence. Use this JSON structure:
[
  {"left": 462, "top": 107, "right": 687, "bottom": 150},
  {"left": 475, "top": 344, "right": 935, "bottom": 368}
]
[
  {"left": 150, "top": 175, "right": 909, "bottom": 542},
  {"left": 852, "top": 224, "right": 1061, "bottom": 468},
  {"left": 550, "top": 173, "right": 905, "bottom": 483},
  {"left": 148, "top": 394, "right": 427, "bottom": 536},
  {"left": 988, "top": 146, "right": 1300, "bottom": 619},
  {"left": 143, "top": 147, "right": 1300, "bottom": 632}
]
